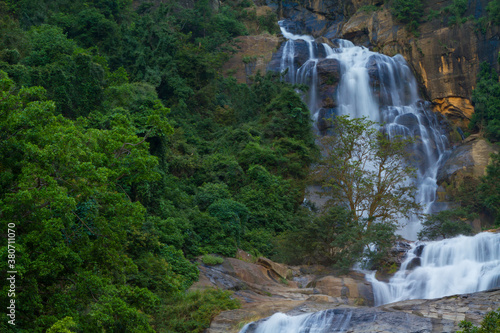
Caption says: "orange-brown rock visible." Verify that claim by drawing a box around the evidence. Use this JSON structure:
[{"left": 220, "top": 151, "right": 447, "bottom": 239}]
[
  {"left": 432, "top": 97, "right": 475, "bottom": 128},
  {"left": 257, "top": 257, "right": 291, "bottom": 280},
  {"left": 222, "top": 34, "right": 280, "bottom": 84}
]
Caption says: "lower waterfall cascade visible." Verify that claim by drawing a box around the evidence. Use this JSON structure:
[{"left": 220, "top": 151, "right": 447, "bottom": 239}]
[
  {"left": 237, "top": 20, "right": 500, "bottom": 332},
  {"left": 368, "top": 232, "right": 500, "bottom": 305},
  {"left": 239, "top": 310, "right": 352, "bottom": 333}
]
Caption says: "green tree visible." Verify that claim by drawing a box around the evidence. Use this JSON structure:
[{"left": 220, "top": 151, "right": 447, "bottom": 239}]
[
  {"left": 275, "top": 206, "right": 396, "bottom": 272},
  {"left": 418, "top": 208, "right": 475, "bottom": 240},
  {"left": 479, "top": 153, "right": 500, "bottom": 225},
  {"left": 458, "top": 308, "right": 500, "bottom": 332},
  {"left": 487, "top": 0, "right": 500, "bottom": 25},
  {"left": 314, "top": 116, "right": 420, "bottom": 229},
  {"left": 0, "top": 71, "right": 166, "bottom": 331},
  {"left": 390, "top": 0, "right": 424, "bottom": 34},
  {"left": 470, "top": 62, "right": 500, "bottom": 142}
]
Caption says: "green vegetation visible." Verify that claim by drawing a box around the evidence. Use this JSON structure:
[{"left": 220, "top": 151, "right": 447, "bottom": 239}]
[
  {"left": 0, "top": 0, "right": 314, "bottom": 331},
  {"left": 390, "top": 0, "right": 424, "bottom": 34},
  {"left": 480, "top": 153, "right": 500, "bottom": 225},
  {"left": 1, "top": 0, "right": 498, "bottom": 331},
  {"left": 458, "top": 308, "right": 500, "bottom": 332},
  {"left": 442, "top": 0, "right": 469, "bottom": 26},
  {"left": 470, "top": 62, "right": 500, "bottom": 142},
  {"left": 314, "top": 116, "right": 420, "bottom": 228},
  {"left": 487, "top": 0, "right": 500, "bottom": 25},
  {"left": 418, "top": 208, "right": 475, "bottom": 240},
  {"left": 358, "top": 5, "right": 381, "bottom": 13},
  {"left": 202, "top": 254, "right": 224, "bottom": 265},
  {"left": 275, "top": 206, "right": 396, "bottom": 272}
]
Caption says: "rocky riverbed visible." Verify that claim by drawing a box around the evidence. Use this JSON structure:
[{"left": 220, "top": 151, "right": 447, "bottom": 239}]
[{"left": 192, "top": 251, "right": 500, "bottom": 332}]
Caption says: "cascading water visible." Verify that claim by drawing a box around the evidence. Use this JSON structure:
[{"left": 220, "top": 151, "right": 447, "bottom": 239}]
[
  {"left": 239, "top": 309, "right": 352, "bottom": 333},
  {"left": 368, "top": 232, "right": 500, "bottom": 305},
  {"left": 276, "top": 20, "right": 449, "bottom": 239}
]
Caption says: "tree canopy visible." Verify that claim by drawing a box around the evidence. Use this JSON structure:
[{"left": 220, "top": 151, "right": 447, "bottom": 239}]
[{"left": 313, "top": 115, "right": 421, "bottom": 229}]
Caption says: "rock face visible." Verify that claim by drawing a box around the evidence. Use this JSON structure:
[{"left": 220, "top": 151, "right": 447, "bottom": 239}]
[
  {"left": 317, "top": 57, "right": 341, "bottom": 100},
  {"left": 222, "top": 34, "right": 280, "bottom": 84},
  {"left": 242, "top": 306, "right": 457, "bottom": 333},
  {"left": 308, "top": 274, "right": 374, "bottom": 305},
  {"left": 433, "top": 97, "right": 475, "bottom": 129},
  {"left": 381, "top": 288, "right": 500, "bottom": 327},
  {"left": 437, "top": 135, "right": 499, "bottom": 185}
]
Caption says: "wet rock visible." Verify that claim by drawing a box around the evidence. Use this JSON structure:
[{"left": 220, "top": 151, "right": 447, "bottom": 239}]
[
  {"left": 415, "top": 244, "right": 425, "bottom": 257},
  {"left": 317, "top": 58, "right": 341, "bottom": 103},
  {"left": 316, "top": 108, "right": 336, "bottom": 132},
  {"left": 293, "top": 39, "right": 313, "bottom": 67},
  {"left": 406, "top": 257, "right": 421, "bottom": 270},
  {"left": 394, "top": 113, "right": 419, "bottom": 134},
  {"left": 322, "top": 97, "right": 337, "bottom": 108}
]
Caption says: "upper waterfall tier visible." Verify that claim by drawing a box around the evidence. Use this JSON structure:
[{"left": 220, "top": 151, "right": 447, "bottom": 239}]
[{"left": 271, "top": 20, "right": 450, "bottom": 240}]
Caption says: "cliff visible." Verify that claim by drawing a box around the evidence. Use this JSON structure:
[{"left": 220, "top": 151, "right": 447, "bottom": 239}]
[{"left": 225, "top": 0, "right": 500, "bottom": 129}]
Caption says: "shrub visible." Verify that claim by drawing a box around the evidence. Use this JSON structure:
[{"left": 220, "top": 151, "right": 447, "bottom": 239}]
[
  {"left": 202, "top": 254, "right": 224, "bottom": 265},
  {"left": 390, "top": 0, "right": 424, "bottom": 34},
  {"left": 418, "top": 208, "right": 475, "bottom": 241},
  {"left": 358, "top": 5, "right": 380, "bottom": 13},
  {"left": 487, "top": 0, "right": 500, "bottom": 25},
  {"left": 458, "top": 308, "right": 500, "bottom": 332},
  {"left": 154, "top": 289, "right": 240, "bottom": 333},
  {"left": 470, "top": 62, "right": 500, "bottom": 142}
]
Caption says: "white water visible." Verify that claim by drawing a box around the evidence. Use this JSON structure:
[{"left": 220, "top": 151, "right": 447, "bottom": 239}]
[
  {"left": 368, "top": 232, "right": 500, "bottom": 305},
  {"left": 239, "top": 309, "right": 352, "bottom": 333},
  {"left": 277, "top": 20, "right": 449, "bottom": 240}
]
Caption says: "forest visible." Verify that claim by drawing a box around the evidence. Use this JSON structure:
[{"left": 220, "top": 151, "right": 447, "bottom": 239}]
[{"left": 0, "top": 0, "right": 499, "bottom": 332}]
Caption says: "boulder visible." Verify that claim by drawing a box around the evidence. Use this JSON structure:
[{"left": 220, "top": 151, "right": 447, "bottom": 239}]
[
  {"left": 308, "top": 275, "right": 374, "bottom": 305},
  {"left": 257, "top": 257, "right": 291, "bottom": 280},
  {"left": 437, "top": 135, "right": 499, "bottom": 185},
  {"left": 406, "top": 257, "right": 421, "bottom": 270}
]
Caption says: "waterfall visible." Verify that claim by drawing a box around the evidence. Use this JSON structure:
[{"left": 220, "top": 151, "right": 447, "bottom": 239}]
[
  {"left": 367, "top": 232, "right": 500, "bottom": 305},
  {"left": 238, "top": 21, "right": 499, "bottom": 332},
  {"left": 276, "top": 20, "right": 449, "bottom": 240}
]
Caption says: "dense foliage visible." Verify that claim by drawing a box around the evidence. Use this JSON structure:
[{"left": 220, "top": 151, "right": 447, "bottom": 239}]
[
  {"left": 275, "top": 206, "right": 396, "bottom": 272},
  {"left": 0, "top": 0, "right": 315, "bottom": 331},
  {"left": 471, "top": 62, "right": 500, "bottom": 142},
  {"left": 418, "top": 208, "right": 475, "bottom": 240},
  {"left": 390, "top": 0, "right": 424, "bottom": 33}
]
